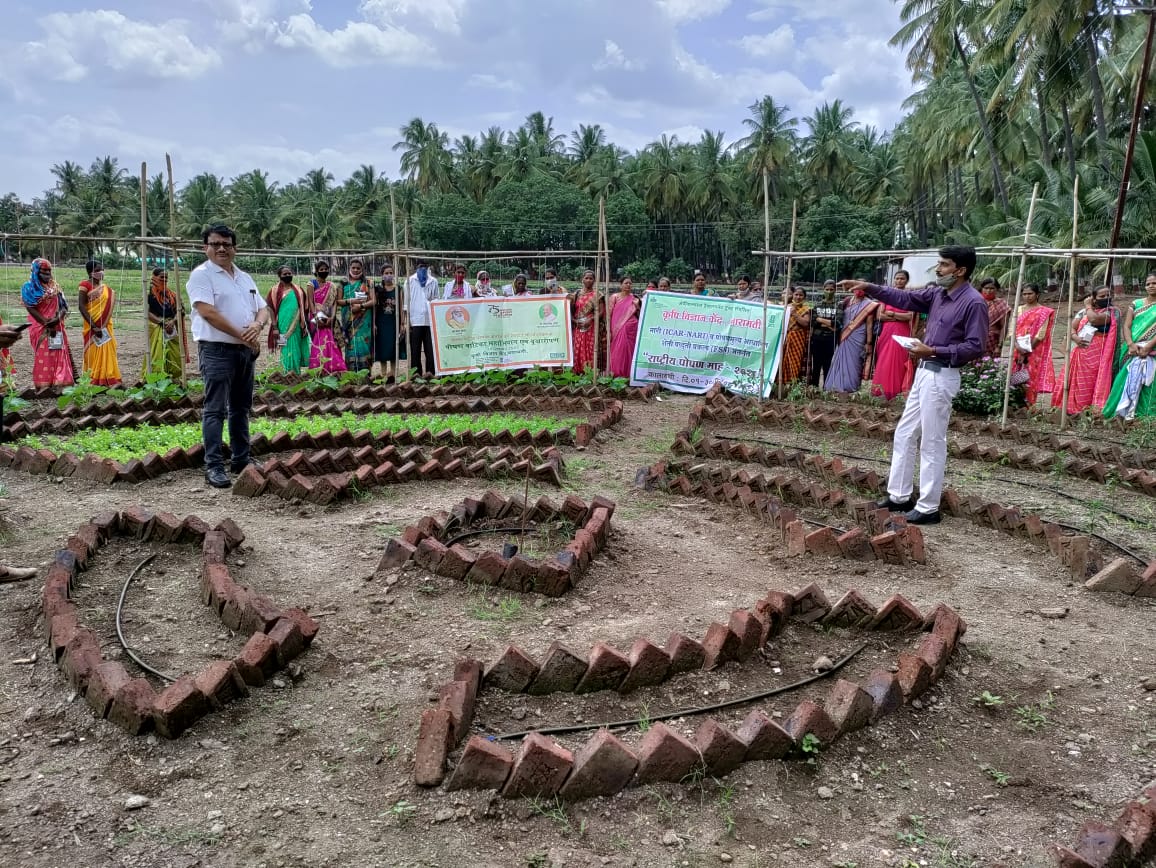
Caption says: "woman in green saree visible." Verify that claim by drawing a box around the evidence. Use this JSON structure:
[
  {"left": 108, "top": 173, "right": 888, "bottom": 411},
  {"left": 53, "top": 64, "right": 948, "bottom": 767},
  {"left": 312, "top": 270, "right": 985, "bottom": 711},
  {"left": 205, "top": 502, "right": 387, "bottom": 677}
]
[
  {"left": 338, "top": 258, "right": 375, "bottom": 372},
  {"left": 1103, "top": 273, "right": 1156, "bottom": 420},
  {"left": 267, "top": 264, "right": 311, "bottom": 372}
]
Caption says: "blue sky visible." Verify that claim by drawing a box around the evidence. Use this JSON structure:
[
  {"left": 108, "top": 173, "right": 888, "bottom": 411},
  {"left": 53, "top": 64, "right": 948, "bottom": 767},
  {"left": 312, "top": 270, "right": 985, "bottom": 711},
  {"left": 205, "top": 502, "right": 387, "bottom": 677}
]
[{"left": 0, "top": 0, "right": 914, "bottom": 200}]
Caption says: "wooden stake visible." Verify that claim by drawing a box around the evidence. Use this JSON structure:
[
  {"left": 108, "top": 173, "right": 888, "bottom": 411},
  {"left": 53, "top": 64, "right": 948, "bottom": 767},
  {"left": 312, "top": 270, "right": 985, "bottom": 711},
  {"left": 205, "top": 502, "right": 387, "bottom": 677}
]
[
  {"left": 761, "top": 169, "right": 771, "bottom": 294},
  {"left": 390, "top": 183, "right": 400, "bottom": 375},
  {"left": 1000, "top": 183, "right": 1039, "bottom": 426},
  {"left": 140, "top": 162, "right": 151, "bottom": 377},
  {"left": 596, "top": 196, "right": 607, "bottom": 376},
  {"left": 165, "top": 154, "right": 188, "bottom": 388},
  {"left": 1059, "top": 176, "right": 1081, "bottom": 430},
  {"left": 771, "top": 201, "right": 797, "bottom": 401}
]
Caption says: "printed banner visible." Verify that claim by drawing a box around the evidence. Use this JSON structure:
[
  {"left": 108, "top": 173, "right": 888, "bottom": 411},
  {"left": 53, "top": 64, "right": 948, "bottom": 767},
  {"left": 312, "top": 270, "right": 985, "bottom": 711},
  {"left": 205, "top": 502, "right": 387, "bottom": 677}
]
[
  {"left": 429, "top": 295, "right": 574, "bottom": 375},
  {"left": 630, "top": 291, "right": 787, "bottom": 396}
]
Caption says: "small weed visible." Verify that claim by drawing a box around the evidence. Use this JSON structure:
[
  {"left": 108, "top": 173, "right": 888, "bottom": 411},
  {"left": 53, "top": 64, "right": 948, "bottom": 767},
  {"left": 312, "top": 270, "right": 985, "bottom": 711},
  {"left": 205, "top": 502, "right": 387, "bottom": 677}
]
[
  {"left": 1014, "top": 691, "right": 1053, "bottom": 732},
  {"left": 716, "top": 781, "right": 737, "bottom": 837},
  {"left": 972, "top": 691, "right": 1004, "bottom": 708},
  {"left": 647, "top": 786, "right": 676, "bottom": 823},
  {"left": 867, "top": 761, "right": 889, "bottom": 777},
  {"left": 637, "top": 702, "right": 651, "bottom": 734},
  {"left": 382, "top": 744, "right": 400, "bottom": 761},
  {"left": 896, "top": 814, "right": 928, "bottom": 846},
  {"left": 467, "top": 593, "right": 523, "bottom": 622},
  {"left": 800, "top": 733, "right": 822, "bottom": 768},
  {"left": 529, "top": 796, "right": 570, "bottom": 829},
  {"left": 980, "top": 763, "right": 1010, "bottom": 786},
  {"left": 526, "top": 852, "right": 549, "bottom": 868},
  {"left": 793, "top": 837, "right": 812, "bottom": 848},
  {"left": 386, "top": 799, "right": 417, "bottom": 825}
]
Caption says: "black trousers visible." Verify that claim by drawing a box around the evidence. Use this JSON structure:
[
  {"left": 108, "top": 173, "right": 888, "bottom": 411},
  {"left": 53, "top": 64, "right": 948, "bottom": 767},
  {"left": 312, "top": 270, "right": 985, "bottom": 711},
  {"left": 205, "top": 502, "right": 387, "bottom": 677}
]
[
  {"left": 198, "top": 341, "right": 256, "bottom": 471},
  {"left": 807, "top": 332, "right": 837, "bottom": 387},
  {"left": 409, "top": 325, "right": 435, "bottom": 377}
]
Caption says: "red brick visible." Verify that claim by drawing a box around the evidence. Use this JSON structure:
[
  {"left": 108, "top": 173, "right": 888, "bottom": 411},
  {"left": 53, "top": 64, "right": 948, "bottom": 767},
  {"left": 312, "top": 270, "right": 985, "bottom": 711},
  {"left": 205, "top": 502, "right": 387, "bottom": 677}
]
[
  {"left": 446, "top": 735, "right": 514, "bottom": 792},
  {"left": 527, "top": 643, "right": 587, "bottom": 695},
  {"left": 454, "top": 658, "right": 483, "bottom": 695},
  {"left": 533, "top": 560, "right": 572, "bottom": 597},
  {"left": 107, "top": 678, "right": 157, "bottom": 735},
  {"left": 738, "top": 710, "right": 792, "bottom": 762},
  {"left": 929, "top": 605, "right": 966, "bottom": 656},
  {"left": 869, "top": 594, "right": 924, "bottom": 631},
  {"left": 728, "top": 609, "right": 765, "bottom": 660},
  {"left": 60, "top": 631, "right": 102, "bottom": 692},
  {"left": 664, "top": 633, "right": 706, "bottom": 674},
  {"left": 220, "top": 585, "right": 253, "bottom": 631},
  {"left": 835, "top": 527, "right": 872, "bottom": 559},
  {"left": 466, "top": 551, "right": 508, "bottom": 586},
  {"left": 414, "top": 708, "right": 454, "bottom": 787},
  {"left": 377, "top": 538, "right": 417, "bottom": 571},
  {"left": 785, "top": 520, "right": 807, "bottom": 556},
  {"left": 401, "top": 524, "right": 428, "bottom": 547},
  {"left": 782, "top": 700, "right": 839, "bottom": 749},
  {"left": 863, "top": 669, "right": 904, "bottom": 721},
  {"left": 72, "top": 523, "right": 102, "bottom": 556},
  {"left": 200, "top": 563, "right": 234, "bottom": 612},
  {"left": 202, "top": 530, "right": 228, "bottom": 566},
  {"left": 438, "top": 680, "right": 476, "bottom": 744},
  {"left": 1052, "top": 846, "right": 1096, "bottom": 867},
  {"left": 267, "top": 617, "right": 305, "bottom": 666},
  {"left": 240, "top": 593, "right": 283, "bottom": 635},
  {"left": 1136, "top": 562, "right": 1156, "bottom": 598},
  {"left": 48, "top": 609, "right": 81, "bottom": 660},
  {"left": 85, "top": 661, "right": 132, "bottom": 719},
  {"left": 178, "top": 515, "right": 212, "bottom": 544},
  {"left": 195, "top": 660, "right": 249, "bottom": 709},
  {"left": 634, "top": 722, "right": 702, "bottom": 784},
  {"left": 761, "top": 590, "right": 794, "bottom": 622},
  {"left": 557, "top": 730, "right": 639, "bottom": 802},
  {"left": 618, "top": 639, "right": 672, "bottom": 693},
  {"left": 1085, "top": 557, "right": 1141, "bottom": 594},
  {"left": 152, "top": 676, "right": 210, "bottom": 739},
  {"left": 502, "top": 732, "right": 574, "bottom": 799},
  {"left": 701, "top": 622, "right": 741, "bottom": 670},
  {"left": 696, "top": 718, "right": 746, "bottom": 777},
  {"left": 896, "top": 652, "right": 933, "bottom": 700},
  {"left": 121, "top": 505, "right": 155, "bottom": 538},
  {"left": 803, "top": 527, "right": 842, "bottom": 558},
  {"left": 484, "top": 646, "right": 540, "bottom": 693},
  {"left": 822, "top": 590, "right": 877, "bottom": 629},
  {"left": 437, "top": 544, "right": 476, "bottom": 581},
  {"left": 791, "top": 583, "right": 830, "bottom": 623},
  {"left": 413, "top": 537, "right": 448, "bottom": 573},
  {"left": 824, "top": 679, "right": 874, "bottom": 735},
  {"left": 588, "top": 494, "right": 617, "bottom": 520},
  {"left": 903, "top": 525, "right": 926, "bottom": 564},
  {"left": 1071, "top": 821, "right": 1133, "bottom": 867},
  {"left": 575, "top": 642, "right": 629, "bottom": 693},
  {"left": 150, "top": 511, "right": 185, "bottom": 543},
  {"left": 234, "top": 632, "right": 278, "bottom": 686},
  {"left": 917, "top": 633, "right": 952, "bottom": 681},
  {"left": 280, "top": 608, "right": 319, "bottom": 646},
  {"left": 498, "top": 554, "right": 539, "bottom": 593},
  {"left": 560, "top": 494, "right": 590, "bottom": 526},
  {"left": 231, "top": 465, "right": 267, "bottom": 498},
  {"left": 870, "top": 531, "right": 906, "bottom": 564}
]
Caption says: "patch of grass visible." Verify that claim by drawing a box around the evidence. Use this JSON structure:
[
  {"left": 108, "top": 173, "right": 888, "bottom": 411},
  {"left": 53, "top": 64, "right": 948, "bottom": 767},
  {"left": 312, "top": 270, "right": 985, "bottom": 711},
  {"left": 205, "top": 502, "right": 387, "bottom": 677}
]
[
  {"left": 716, "top": 780, "right": 737, "bottom": 837},
  {"left": 895, "top": 814, "right": 928, "bottom": 846},
  {"left": 980, "top": 763, "right": 1009, "bottom": 786},
  {"left": 529, "top": 796, "right": 570, "bottom": 829},
  {"left": 385, "top": 798, "right": 417, "bottom": 825},
  {"left": 647, "top": 785, "right": 676, "bottom": 824},
  {"left": 467, "top": 593, "right": 523, "bottom": 622},
  {"left": 636, "top": 702, "right": 651, "bottom": 734}
]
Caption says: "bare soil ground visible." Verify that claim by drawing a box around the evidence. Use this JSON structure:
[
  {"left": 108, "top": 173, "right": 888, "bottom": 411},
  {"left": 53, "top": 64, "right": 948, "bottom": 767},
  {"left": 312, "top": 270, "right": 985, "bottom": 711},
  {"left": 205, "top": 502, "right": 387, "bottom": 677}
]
[{"left": 0, "top": 393, "right": 1154, "bottom": 868}]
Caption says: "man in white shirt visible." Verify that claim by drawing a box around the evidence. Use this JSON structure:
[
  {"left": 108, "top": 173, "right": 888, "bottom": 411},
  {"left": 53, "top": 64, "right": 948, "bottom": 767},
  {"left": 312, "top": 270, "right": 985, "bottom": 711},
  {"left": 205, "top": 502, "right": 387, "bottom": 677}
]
[
  {"left": 186, "top": 224, "right": 270, "bottom": 488},
  {"left": 405, "top": 258, "right": 440, "bottom": 377}
]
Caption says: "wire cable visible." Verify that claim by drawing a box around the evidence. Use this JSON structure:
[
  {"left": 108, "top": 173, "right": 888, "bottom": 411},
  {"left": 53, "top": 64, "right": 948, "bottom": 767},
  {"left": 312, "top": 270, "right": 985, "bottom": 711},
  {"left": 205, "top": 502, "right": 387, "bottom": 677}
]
[{"left": 115, "top": 554, "right": 177, "bottom": 683}]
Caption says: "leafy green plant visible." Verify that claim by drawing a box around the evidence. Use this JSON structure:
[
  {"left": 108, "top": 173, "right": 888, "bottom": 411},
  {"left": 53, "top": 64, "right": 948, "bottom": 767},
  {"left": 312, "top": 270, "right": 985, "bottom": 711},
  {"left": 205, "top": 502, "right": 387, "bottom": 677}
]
[
  {"left": 1014, "top": 692, "right": 1053, "bottom": 732},
  {"left": 385, "top": 799, "right": 416, "bottom": 824},
  {"left": 980, "top": 763, "right": 1010, "bottom": 786},
  {"left": 800, "top": 733, "right": 822, "bottom": 767},
  {"left": 57, "top": 371, "right": 110, "bottom": 410},
  {"left": 972, "top": 691, "right": 1004, "bottom": 708},
  {"left": 952, "top": 356, "right": 1026, "bottom": 417}
]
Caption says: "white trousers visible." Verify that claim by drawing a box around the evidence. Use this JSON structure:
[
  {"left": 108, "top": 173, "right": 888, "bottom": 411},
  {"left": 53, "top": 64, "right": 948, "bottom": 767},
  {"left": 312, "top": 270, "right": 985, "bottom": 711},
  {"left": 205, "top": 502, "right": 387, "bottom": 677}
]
[{"left": 887, "top": 366, "right": 961, "bottom": 514}]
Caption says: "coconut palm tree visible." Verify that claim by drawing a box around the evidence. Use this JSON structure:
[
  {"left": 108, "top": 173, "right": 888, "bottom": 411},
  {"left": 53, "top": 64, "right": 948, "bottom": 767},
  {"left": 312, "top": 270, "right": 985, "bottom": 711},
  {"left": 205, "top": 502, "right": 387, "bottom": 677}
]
[
  {"left": 394, "top": 117, "right": 454, "bottom": 195},
  {"left": 736, "top": 96, "right": 798, "bottom": 202},
  {"left": 801, "top": 100, "right": 859, "bottom": 198},
  {"left": 228, "top": 170, "right": 282, "bottom": 248},
  {"left": 177, "top": 173, "right": 228, "bottom": 239}
]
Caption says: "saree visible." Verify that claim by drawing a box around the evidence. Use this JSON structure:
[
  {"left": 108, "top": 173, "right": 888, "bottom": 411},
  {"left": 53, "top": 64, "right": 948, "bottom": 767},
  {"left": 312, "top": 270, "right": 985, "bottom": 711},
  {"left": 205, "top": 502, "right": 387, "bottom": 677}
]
[
  {"left": 608, "top": 293, "right": 639, "bottom": 379},
  {"left": 572, "top": 290, "right": 606, "bottom": 375},
  {"left": 870, "top": 304, "right": 914, "bottom": 400},
  {"left": 779, "top": 303, "right": 810, "bottom": 384},
  {"left": 1053, "top": 309, "right": 1118, "bottom": 414},
  {"left": 1103, "top": 300, "right": 1156, "bottom": 419},
  {"left": 824, "top": 298, "right": 875, "bottom": 393},
  {"left": 340, "top": 280, "right": 373, "bottom": 372},
  {"left": 145, "top": 276, "right": 187, "bottom": 380},
  {"left": 1014, "top": 304, "right": 1056, "bottom": 405},
  {"left": 268, "top": 283, "right": 311, "bottom": 373},
  {"left": 79, "top": 281, "right": 121, "bottom": 386},
  {"left": 0, "top": 311, "right": 13, "bottom": 387},
  {"left": 308, "top": 281, "right": 347, "bottom": 374},
  {"left": 985, "top": 297, "right": 1010, "bottom": 357},
  {"left": 26, "top": 292, "right": 75, "bottom": 388}
]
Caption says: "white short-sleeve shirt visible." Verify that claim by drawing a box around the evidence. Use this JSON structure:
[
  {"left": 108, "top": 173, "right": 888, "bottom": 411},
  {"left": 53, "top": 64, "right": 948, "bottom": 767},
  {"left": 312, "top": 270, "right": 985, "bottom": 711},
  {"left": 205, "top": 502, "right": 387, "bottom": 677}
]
[
  {"left": 186, "top": 260, "right": 262, "bottom": 344},
  {"left": 405, "top": 274, "right": 441, "bottom": 327}
]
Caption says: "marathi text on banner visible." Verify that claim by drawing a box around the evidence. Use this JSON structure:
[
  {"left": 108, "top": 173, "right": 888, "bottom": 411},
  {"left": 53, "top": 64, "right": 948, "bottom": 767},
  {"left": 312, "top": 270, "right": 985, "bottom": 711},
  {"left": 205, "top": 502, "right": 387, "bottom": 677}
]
[
  {"left": 629, "top": 291, "right": 787, "bottom": 396},
  {"left": 429, "top": 295, "right": 574, "bottom": 375}
]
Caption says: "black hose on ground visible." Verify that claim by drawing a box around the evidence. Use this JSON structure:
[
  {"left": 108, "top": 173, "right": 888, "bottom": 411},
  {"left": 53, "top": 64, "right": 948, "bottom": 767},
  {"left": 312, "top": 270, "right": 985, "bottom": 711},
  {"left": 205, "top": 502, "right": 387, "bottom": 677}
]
[{"left": 115, "top": 554, "right": 177, "bottom": 683}]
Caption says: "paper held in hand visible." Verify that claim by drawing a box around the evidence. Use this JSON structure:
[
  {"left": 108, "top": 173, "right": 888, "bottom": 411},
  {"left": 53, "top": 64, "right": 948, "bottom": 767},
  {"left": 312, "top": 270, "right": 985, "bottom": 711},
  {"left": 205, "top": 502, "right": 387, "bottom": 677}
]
[
  {"left": 91, "top": 330, "right": 112, "bottom": 347},
  {"left": 1016, "top": 334, "right": 1033, "bottom": 353},
  {"left": 892, "top": 335, "right": 920, "bottom": 350},
  {"left": 1077, "top": 323, "right": 1097, "bottom": 343}
]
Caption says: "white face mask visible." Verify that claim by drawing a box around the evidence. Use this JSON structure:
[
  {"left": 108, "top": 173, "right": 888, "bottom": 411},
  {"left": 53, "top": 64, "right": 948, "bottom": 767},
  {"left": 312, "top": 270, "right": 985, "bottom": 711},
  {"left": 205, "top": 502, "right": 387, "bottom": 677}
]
[
  {"left": 935, "top": 271, "right": 959, "bottom": 288},
  {"left": 546, "top": 278, "right": 557, "bottom": 289}
]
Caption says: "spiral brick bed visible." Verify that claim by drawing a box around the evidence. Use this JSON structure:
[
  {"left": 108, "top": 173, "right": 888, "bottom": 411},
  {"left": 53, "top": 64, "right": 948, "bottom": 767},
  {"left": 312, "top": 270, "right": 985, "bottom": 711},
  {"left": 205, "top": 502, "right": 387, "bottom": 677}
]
[
  {"left": 376, "top": 492, "right": 615, "bottom": 598},
  {"left": 411, "top": 584, "right": 964, "bottom": 799},
  {"left": 42, "top": 507, "right": 318, "bottom": 738}
]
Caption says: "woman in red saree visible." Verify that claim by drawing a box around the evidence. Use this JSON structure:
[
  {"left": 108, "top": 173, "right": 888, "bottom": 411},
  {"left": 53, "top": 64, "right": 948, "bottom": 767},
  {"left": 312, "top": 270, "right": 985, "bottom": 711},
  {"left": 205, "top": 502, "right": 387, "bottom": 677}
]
[
  {"left": 1053, "top": 285, "right": 1119, "bottom": 414},
  {"left": 1012, "top": 284, "right": 1056, "bottom": 406},
  {"left": 572, "top": 269, "right": 606, "bottom": 375},
  {"left": 608, "top": 277, "right": 640, "bottom": 379},
  {"left": 779, "top": 286, "right": 811, "bottom": 384},
  {"left": 870, "top": 269, "right": 916, "bottom": 400},
  {"left": 78, "top": 259, "right": 121, "bottom": 386},
  {"left": 21, "top": 258, "right": 75, "bottom": 388},
  {"left": 980, "top": 277, "right": 1010, "bottom": 357},
  {"left": 307, "top": 261, "right": 347, "bottom": 374}
]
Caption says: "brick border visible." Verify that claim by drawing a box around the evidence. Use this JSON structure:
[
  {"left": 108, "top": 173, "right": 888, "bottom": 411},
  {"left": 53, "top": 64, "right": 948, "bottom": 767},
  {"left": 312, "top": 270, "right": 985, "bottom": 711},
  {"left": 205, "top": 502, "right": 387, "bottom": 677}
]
[
  {"left": 231, "top": 445, "right": 567, "bottom": 505},
  {"left": 1051, "top": 779, "right": 1156, "bottom": 866},
  {"left": 413, "top": 585, "right": 965, "bottom": 796},
  {"left": 377, "top": 492, "right": 615, "bottom": 598},
  {"left": 43, "top": 507, "right": 318, "bottom": 738}
]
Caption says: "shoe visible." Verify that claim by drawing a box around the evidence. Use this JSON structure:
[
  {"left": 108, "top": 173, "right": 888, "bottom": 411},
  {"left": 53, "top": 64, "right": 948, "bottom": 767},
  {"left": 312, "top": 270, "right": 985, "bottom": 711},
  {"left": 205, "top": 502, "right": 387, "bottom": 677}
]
[
  {"left": 229, "top": 459, "right": 264, "bottom": 475},
  {"left": 205, "top": 467, "right": 231, "bottom": 488},
  {"left": 875, "top": 495, "right": 915, "bottom": 512},
  {"left": 904, "top": 508, "right": 942, "bottom": 525}
]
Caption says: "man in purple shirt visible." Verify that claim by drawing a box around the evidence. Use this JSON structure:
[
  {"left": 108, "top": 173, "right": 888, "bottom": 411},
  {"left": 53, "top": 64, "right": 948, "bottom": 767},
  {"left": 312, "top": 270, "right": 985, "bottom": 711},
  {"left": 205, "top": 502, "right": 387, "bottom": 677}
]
[{"left": 840, "top": 245, "right": 988, "bottom": 524}]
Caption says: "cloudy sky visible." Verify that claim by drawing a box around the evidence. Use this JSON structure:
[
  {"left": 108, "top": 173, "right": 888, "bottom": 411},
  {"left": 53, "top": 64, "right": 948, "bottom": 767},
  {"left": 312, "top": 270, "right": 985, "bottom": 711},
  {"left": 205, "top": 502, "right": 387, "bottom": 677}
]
[{"left": 0, "top": 0, "right": 914, "bottom": 200}]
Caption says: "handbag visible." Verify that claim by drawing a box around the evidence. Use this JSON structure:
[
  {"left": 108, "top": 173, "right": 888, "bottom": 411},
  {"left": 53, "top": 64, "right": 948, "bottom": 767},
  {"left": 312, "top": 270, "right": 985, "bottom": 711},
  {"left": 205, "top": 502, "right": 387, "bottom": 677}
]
[{"left": 1010, "top": 364, "right": 1030, "bottom": 387}]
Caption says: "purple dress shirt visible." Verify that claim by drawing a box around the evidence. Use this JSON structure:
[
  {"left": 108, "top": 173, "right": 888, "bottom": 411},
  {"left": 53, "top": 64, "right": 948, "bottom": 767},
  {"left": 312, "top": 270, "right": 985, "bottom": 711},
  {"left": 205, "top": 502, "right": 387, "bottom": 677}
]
[{"left": 864, "top": 281, "right": 989, "bottom": 368}]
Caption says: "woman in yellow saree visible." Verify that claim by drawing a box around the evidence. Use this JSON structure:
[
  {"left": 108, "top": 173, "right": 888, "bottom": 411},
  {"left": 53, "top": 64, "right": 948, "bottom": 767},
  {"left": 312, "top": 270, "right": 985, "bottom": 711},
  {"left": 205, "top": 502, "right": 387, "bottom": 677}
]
[{"left": 78, "top": 259, "right": 121, "bottom": 386}]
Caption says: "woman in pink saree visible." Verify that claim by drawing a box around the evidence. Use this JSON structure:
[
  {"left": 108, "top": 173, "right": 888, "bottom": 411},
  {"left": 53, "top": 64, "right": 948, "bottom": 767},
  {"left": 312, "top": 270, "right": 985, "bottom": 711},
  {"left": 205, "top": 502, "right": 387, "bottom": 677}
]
[
  {"left": 307, "top": 261, "right": 347, "bottom": 374},
  {"left": 1012, "top": 283, "right": 1056, "bottom": 406},
  {"left": 22, "top": 258, "right": 76, "bottom": 388},
  {"left": 1053, "top": 285, "right": 1119, "bottom": 414},
  {"left": 608, "top": 277, "right": 641, "bottom": 379}
]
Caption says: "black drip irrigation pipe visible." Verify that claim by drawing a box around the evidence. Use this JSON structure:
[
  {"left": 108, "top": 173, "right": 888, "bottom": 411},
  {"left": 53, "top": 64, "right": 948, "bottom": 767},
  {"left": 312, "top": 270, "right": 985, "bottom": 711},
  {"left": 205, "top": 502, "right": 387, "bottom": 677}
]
[
  {"left": 708, "top": 432, "right": 1152, "bottom": 565},
  {"left": 115, "top": 554, "right": 178, "bottom": 683},
  {"left": 444, "top": 525, "right": 537, "bottom": 548},
  {"left": 489, "top": 640, "right": 869, "bottom": 741}
]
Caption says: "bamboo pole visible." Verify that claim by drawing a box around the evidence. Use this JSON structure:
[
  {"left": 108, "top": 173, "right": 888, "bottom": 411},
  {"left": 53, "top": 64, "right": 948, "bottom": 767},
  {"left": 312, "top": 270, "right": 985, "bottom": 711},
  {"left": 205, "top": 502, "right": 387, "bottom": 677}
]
[
  {"left": 767, "top": 201, "right": 796, "bottom": 401},
  {"left": 165, "top": 154, "right": 188, "bottom": 388},
  {"left": 390, "top": 183, "right": 401, "bottom": 378},
  {"left": 1059, "top": 176, "right": 1081, "bottom": 430},
  {"left": 1000, "top": 183, "right": 1040, "bottom": 426},
  {"left": 761, "top": 169, "right": 771, "bottom": 294},
  {"left": 139, "top": 163, "right": 151, "bottom": 377},
  {"left": 595, "top": 196, "right": 606, "bottom": 376}
]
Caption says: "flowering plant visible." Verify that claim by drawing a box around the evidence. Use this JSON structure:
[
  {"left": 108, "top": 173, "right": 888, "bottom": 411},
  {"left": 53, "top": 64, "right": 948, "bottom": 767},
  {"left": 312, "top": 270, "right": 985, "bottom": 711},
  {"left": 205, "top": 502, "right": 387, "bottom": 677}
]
[{"left": 953, "top": 355, "right": 1026, "bottom": 416}]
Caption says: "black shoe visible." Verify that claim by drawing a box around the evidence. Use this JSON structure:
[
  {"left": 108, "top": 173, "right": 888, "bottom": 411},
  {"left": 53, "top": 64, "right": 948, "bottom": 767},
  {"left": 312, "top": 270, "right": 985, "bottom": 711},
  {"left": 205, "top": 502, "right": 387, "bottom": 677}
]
[
  {"left": 205, "top": 467, "right": 231, "bottom": 488},
  {"left": 875, "top": 495, "right": 915, "bottom": 512},
  {"left": 904, "top": 508, "right": 942, "bottom": 525},
  {"left": 230, "top": 459, "right": 263, "bottom": 475}
]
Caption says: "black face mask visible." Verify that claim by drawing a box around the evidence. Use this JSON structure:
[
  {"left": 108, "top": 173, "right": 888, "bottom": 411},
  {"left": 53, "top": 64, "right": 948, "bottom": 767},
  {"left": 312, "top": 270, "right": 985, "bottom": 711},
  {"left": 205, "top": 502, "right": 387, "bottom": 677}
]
[
  {"left": 1094, "top": 297, "right": 1111, "bottom": 309},
  {"left": 280, "top": 274, "right": 293, "bottom": 283},
  {"left": 316, "top": 272, "right": 329, "bottom": 280}
]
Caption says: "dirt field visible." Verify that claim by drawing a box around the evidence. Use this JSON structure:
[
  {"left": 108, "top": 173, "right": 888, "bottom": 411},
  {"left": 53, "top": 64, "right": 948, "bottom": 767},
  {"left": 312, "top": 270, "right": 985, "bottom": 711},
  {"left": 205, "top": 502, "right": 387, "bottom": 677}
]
[{"left": 1, "top": 383, "right": 1155, "bottom": 868}]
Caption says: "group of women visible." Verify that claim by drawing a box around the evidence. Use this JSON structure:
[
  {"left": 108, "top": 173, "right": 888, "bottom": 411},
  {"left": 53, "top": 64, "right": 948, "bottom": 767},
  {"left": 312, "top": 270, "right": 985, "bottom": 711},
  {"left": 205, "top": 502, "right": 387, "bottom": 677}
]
[{"left": 570, "top": 270, "right": 639, "bottom": 379}]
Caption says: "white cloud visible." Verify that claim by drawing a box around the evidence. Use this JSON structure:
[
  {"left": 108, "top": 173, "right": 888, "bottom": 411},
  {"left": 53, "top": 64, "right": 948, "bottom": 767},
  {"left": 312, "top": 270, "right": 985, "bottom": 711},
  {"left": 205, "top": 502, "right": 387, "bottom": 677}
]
[
  {"left": 208, "top": 0, "right": 312, "bottom": 43},
  {"left": 738, "top": 25, "right": 796, "bottom": 58},
  {"left": 360, "top": 0, "right": 470, "bottom": 35},
  {"left": 467, "top": 73, "right": 522, "bottom": 92},
  {"left": 272, "top": 14, "right": 434, "bottom": 66},
  {"left": 594, "top": 41, "right": 644, "bottom": 72},
  {"left": 20, "top": 11, "right": 221, "bottom": 83},
  {"left": 656, "top": 0, "right": 731, "bottom": 24}
]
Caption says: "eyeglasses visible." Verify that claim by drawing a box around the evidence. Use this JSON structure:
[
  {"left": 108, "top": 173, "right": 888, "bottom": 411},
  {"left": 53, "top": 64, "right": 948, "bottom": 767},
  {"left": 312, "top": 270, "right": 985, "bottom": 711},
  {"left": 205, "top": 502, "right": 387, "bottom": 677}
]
[{"left": 206, "top": 241, "right": 235, "bottom": 250}]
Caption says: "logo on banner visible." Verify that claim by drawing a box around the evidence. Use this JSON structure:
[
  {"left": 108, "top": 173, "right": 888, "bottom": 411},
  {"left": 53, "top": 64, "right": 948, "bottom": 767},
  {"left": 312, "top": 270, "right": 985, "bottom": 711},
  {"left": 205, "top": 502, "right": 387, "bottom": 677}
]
[{"left": 445, "top": 306, "right": 470, "bottom": 329}]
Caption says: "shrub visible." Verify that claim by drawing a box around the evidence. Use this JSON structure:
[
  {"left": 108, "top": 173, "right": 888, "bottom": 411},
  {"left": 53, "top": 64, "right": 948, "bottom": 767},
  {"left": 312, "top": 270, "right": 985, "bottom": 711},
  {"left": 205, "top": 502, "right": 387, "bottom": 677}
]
[{"left": 952, "top": 356, "right": 1026, "bottom": 416}]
